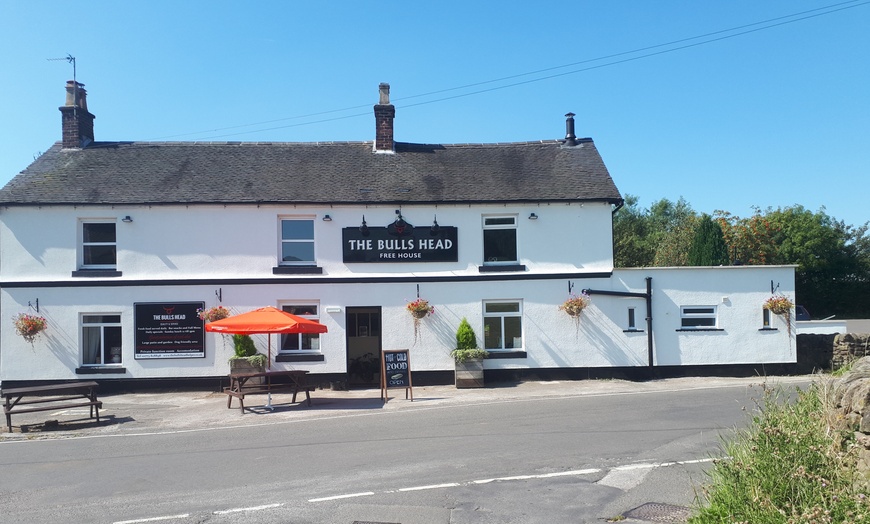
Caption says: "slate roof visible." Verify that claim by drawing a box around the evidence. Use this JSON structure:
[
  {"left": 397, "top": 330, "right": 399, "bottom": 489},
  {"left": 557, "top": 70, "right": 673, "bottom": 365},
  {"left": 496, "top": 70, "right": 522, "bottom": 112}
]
[{"left": 0, "top": 139, "right": 622, "bottom": 207}]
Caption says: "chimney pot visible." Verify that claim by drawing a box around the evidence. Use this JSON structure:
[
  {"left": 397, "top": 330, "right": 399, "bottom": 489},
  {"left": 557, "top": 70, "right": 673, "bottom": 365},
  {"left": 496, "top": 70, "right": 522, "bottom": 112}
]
[
  {"left": 64, "top": 80, "right": 88, "bottom": 110},
  {"left": 563, "top": 112, "right": 577, "bottom": 146},
  {"left": 378, "top": 83, "right": 391, "bottom": 105}
]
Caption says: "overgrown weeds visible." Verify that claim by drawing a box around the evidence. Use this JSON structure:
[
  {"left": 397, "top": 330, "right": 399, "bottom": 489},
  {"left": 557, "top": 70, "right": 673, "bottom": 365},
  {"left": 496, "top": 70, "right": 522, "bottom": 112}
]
[{"left": 690, "top": 381, "right": 869, "bottom": 523}]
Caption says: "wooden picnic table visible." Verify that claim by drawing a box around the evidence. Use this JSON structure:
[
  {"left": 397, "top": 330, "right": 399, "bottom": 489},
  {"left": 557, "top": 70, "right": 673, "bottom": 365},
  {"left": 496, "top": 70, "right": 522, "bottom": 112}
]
[
  {"left": 2, "top": 381, "right": 101, "bottom": 433},
  {"left": 224, "top": 370, "right": 313, "bottom": 413}
]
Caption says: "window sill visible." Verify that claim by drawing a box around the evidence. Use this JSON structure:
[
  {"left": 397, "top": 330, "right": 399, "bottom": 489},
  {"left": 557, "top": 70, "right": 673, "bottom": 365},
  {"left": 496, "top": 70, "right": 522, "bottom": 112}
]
[
  {"left": 72, "top": 270, "right": 122, "bottom": 278},
  {"left": 758, "top": 327, "right": 779, "bottom": 331},
  {"left": 478, "top": 264, "right": 527, "bottom": 273},
  {"left": 623, "top": 329, "right": 645, "bottom": 333},
  {"left": 272, "top": 266, "right": 323, "bottom": 275},
  {"left": 275, "top": 353, "right": 325, "bottom": 362},
  {"left": 485, "top": 350, "right": 527, "bottom": 359},
  {"left": 676, "top": 328, "right": 724, "bottom": 332},
  {"left": 76, "top": 366, "right": 126, "bottom": 374}
]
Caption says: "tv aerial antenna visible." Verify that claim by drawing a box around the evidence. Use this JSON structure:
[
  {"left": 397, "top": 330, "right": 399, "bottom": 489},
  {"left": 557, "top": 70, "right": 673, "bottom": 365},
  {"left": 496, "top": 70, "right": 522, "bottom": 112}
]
[
  {"left": 47, "top": 54, "right": 79, "bottom": 117},
  {"left": 47, "top": 54, "right": 77, "bottom": 83}
]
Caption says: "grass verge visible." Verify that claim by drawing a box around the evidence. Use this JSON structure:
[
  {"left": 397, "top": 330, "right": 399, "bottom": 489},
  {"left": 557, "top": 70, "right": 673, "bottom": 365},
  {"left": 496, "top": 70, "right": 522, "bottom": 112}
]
[{"left": 690, "top": 381, "right": 869, "bottom": 523}]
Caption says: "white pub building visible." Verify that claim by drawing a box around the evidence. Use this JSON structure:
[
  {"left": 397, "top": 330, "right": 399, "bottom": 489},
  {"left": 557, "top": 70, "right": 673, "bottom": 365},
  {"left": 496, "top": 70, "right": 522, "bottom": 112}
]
[{"left": 0, "top": 82, "right": 796, "bottom": 387}]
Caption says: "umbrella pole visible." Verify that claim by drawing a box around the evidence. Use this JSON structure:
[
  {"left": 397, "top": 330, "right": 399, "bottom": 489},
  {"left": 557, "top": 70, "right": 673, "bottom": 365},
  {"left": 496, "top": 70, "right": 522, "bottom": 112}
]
[{"left": 265, "top": 334, "right": 275, "bottom": 410}]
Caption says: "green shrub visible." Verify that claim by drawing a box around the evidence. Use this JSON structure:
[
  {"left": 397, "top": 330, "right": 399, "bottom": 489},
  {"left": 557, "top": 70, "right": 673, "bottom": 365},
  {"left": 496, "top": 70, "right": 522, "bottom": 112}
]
[
  {"left": 455, "top": 318, "right": 478, "bottom": 350},
  {"left": 452, "top": 318, "right": 487, "bottom": 363},
  {"left": 228, "top": 352, "right": 267, "bottom": 369},
  {"left": 232, "top": 334, "right": 256, "bottom": 358}
]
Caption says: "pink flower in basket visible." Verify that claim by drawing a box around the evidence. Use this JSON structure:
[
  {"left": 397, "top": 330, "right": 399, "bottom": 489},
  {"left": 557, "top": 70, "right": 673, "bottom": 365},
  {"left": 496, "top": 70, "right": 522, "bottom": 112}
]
[
  {"left": 406, "top": 298, "right": 435, "bottom": 319},
  {"left": 197, "top": 305, "right": 231, "bottom": 323},
  {"left": 14, "top": 313, "right": 47, "bottom": 343}
]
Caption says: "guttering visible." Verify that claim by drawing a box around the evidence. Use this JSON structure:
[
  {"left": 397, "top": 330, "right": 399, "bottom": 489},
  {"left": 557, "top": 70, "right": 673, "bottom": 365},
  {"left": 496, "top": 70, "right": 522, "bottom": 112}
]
[
  {"left": 583, "top": 276, "right": 653, "bottom": 367},
  {"left": 611, "top": 199, "right": 625, "bottom": 214}
]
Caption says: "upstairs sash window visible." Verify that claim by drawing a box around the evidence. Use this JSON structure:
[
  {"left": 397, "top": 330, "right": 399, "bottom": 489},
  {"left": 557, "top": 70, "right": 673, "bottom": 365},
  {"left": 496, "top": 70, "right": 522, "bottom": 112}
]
[
  {"left": 482, "top": 216, "right": 518, "bottom": 265},
  {"left": 280, "top": 219, "right": 315, "bottom": 265},
  {"left": 82, "top": 222, "right": 117, "bottom": 269}
]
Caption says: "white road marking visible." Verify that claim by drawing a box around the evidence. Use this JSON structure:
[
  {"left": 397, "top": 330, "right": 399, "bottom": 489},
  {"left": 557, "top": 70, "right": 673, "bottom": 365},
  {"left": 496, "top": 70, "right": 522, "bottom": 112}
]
[
  {"left": 399, "top": 482, "right": 461, "bottom": 492},
  {"left": 598, "top": 458, "right": 716, "bottom": 490},
  {"left": 308, "top": 459, "right": 716, "bottom": 503},
  {"left": 117, "top": 458, "right": 718, "bottom": 522},
  {"left": 308, "top": 492, "right": 375, "bottom": 502},
  {"left": 212, "top": 503, "right": 283, "bottom": 514},
  {"left": 473, "top": 468, "right": 602, "bottom": 484},
  {"left": 114, "top": 515, "right": 189, "bottom": 524}
]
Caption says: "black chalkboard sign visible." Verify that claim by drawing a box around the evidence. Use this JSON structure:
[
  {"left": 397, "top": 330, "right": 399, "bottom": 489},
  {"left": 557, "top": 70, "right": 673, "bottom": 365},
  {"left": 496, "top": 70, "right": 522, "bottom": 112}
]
[
  {"left": 134, "top": 301, "right": 205, "bottom": 359},
  {"left": 381, "top": 349, "right": 413, "bottom": 402}
]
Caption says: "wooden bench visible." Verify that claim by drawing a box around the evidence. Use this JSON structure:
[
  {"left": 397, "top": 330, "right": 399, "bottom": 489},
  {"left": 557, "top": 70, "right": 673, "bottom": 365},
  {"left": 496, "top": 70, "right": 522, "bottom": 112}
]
[
  {"left": 224, "top": 370, "right": 313, "bottom": 413},
  {"left": 2, "top": 381, "right": 102, "bottom": 433}
]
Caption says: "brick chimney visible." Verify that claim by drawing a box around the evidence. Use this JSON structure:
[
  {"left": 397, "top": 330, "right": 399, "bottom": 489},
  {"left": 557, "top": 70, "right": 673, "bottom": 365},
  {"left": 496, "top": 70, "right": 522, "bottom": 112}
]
[
  {"left": 373, "top": 83, "right": 395, "bottom": 153},
  {"left": 59, "top": 80, "right": 95, "bottom": 149}
]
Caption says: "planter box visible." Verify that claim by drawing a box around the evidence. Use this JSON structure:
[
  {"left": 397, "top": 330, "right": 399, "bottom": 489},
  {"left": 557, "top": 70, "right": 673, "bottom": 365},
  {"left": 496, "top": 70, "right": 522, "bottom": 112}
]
[
  {"left": 455, "top": 358, "right": 484, "bottom": 388},
  {"left": 230, "top": 358, "right": 265, "bottom": 385}
]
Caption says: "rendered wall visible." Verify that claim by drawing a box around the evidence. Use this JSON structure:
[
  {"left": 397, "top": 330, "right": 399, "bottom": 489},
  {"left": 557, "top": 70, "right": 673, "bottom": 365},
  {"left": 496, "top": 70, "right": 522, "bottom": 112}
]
[{"left": 0, "top": 204, "right": 796, "bottom": 382}]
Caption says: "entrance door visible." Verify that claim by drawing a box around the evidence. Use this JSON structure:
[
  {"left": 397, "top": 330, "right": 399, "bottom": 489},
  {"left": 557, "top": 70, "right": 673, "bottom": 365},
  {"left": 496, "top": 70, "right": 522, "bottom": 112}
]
[{"left": 346, "top": 307, "right": 382, "bottom": 386}]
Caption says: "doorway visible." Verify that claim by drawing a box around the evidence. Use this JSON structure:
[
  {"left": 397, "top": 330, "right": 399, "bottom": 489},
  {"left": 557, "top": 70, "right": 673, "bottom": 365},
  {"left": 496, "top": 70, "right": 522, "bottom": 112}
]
[{"left": 346, "top": 307, "right": 382, "bottom": 387}]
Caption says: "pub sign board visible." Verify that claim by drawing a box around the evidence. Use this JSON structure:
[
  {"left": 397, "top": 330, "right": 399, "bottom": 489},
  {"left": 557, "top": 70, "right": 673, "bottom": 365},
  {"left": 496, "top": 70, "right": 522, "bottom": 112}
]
[
  {"left": 381, "top": 349, "right": 414, "bottom": 402},
  {"left": 343, "top": 224, "right": 458, "bottom": 263},
  {"left": 134, "top": 302, "right": 206, "bottom": 359}
]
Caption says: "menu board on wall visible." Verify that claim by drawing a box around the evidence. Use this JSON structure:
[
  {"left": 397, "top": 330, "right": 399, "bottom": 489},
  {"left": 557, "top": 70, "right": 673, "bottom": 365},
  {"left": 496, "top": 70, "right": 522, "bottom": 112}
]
[{"left": 134, "top": 302, "right": 205, "bottom": 359}]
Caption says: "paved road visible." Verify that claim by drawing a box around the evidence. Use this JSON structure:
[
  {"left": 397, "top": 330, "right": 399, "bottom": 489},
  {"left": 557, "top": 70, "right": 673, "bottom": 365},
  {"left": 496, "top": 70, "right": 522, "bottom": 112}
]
[{"left": 0, "top": 376, "right": 812, "bottom": 523}]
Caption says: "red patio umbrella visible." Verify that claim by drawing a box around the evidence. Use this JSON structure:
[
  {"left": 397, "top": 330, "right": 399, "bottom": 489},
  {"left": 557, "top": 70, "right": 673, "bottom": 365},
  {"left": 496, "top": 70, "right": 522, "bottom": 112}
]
[
  {"left": 204, "top": 306, "right": 328, "bottom": 370},
  {"left": 205, "top": 306, "right": 328, "bottom": 410}
]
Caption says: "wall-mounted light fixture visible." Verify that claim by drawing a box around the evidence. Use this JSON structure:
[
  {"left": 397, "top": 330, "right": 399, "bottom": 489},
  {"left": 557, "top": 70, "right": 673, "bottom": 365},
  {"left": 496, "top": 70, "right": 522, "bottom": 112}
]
[
  {"left": 325, "top": 306, "right": 342, "bottom": 313},
  {"left": 430, "top": 215, "right": 440, "bottom": 235},
  {"left": 322, "top": 214, "right": 332, "bottom": 222},
  {"left": 528, "top": 213, "right": 539, "bottom": 220},
  {"left": 359, "top": 216, "right": 369, "bottom": 236},
  {"left": 394, "top": 209, "right": 407, "bottom": 229},
  {"left": 122, "top": 215, "right": 133, "bottom": 223}
]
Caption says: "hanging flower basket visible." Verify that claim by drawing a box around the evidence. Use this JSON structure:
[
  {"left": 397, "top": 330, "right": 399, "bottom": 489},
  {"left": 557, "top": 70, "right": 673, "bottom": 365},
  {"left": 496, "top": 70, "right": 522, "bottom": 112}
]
[
  {"left": 197, "top": 305, "right": 231, "bottom": 323},
  {"left": 764, "top": 294, "right": 794, "bottom": 337},
  {"left": 407, "top": 298, "right": 434, "bottom": 344},
  {"left": 559, "top": 293, "right": 591, "bottom": 317},
  {"left": 406, "top": 298, "right": 434, "bottom": 318},
  {"left": 763, "top": 295, "right": 793, "bottom": 316},
  {"left": 14, "top": 313, "right": 47, "bottom": 343}
]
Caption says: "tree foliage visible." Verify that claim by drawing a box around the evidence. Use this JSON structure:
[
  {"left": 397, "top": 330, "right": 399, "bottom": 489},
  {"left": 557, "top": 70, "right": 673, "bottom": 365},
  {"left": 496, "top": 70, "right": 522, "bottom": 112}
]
[
  {"left": 764, "top": 206, "right": 870, "bottom": 318},
  {"left": 612, "top": 195, "right": 655, "bottom": 267},
  {"left": 613, "top": 195, "right": 698, "bottom": 267},
  {"left": 715, "top": 209, "right": 780, "bottom": 265},
  {"left": 687, "top": 214, "right": 730, "bottom": 266},
  {"left": 613, "top": 198, "right": 870, "bottom": 318}
]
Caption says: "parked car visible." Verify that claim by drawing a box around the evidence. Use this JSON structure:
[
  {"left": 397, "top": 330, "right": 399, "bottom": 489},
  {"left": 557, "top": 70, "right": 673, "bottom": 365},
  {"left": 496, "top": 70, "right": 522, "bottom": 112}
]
[{"left": 796, "top": 305, "right": 811, "bottom": 321}]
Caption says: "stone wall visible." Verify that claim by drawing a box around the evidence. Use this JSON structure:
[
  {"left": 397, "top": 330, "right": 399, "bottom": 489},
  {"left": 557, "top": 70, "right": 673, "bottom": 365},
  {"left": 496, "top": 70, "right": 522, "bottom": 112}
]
[
  {"left": 828, "top": 355, "right": 870, "bottom": 490},
  {"left": 833, "top": 333, "right": 870, "bottom": 369},
  {"left": 796, "top": 333, "right": 870, "bottom": 373}
]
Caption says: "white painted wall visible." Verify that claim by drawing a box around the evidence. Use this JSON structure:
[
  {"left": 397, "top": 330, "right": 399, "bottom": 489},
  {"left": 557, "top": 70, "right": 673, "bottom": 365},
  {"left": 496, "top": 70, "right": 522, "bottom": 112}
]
[
  {"left": 796, "top": 321, "right": 848, "bottom": 335},
  {"left": 614, "top": 266, "right": 797, "bottom": 366},
  {"left": 0, "top": 201, "right": 615, "bottom": 281},
  {"left": 0, "top": 203, "right": 797, "bottom": 382}
]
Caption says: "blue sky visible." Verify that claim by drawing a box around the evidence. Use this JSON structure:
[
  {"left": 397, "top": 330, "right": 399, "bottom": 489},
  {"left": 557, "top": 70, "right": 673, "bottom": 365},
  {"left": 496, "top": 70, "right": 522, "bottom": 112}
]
[{"left": 1, "top": 1, "right": 868, "bottom": 228}]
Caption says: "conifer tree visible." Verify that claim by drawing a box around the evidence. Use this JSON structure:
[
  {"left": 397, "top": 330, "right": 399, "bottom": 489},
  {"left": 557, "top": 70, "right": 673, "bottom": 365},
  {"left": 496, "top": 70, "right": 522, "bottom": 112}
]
[{"left": 687, "top": 214, "right": 730, "bottom": 266}]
